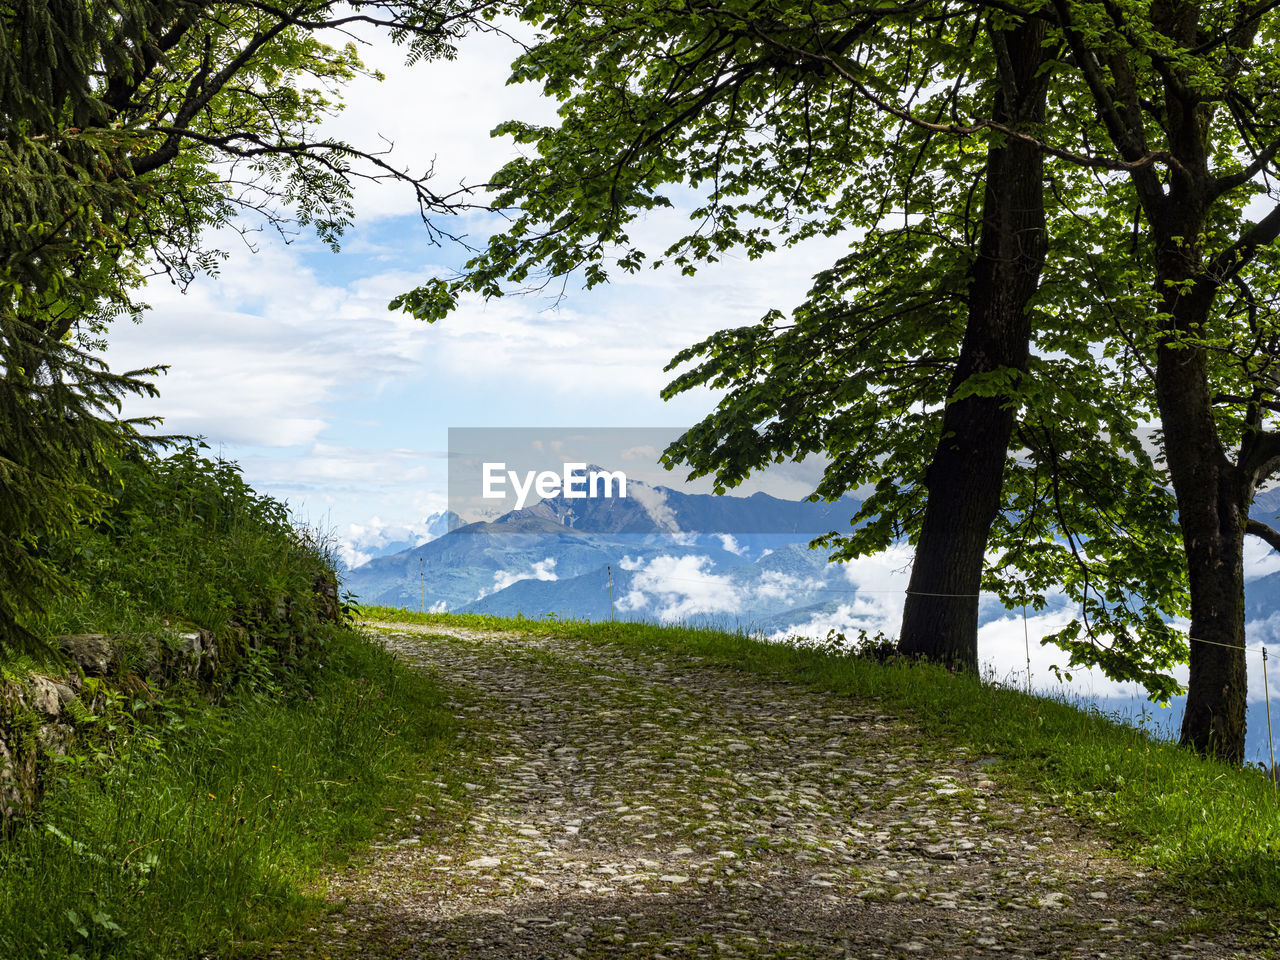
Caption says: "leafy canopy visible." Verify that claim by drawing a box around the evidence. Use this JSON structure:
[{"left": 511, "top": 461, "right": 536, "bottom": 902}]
[
  {"left": 0, "top": 0, "right": 488, "bottom": 653},
  {"left": 390, "top": 0, "right": 1232, "bottom": 697}
]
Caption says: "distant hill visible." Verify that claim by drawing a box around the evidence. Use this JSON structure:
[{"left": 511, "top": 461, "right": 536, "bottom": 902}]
[
  {"left": 344, "top": 481, "right": 1280, "bottom": 644},
  {"left": 342, "top": 476, "right": 860, "bottom": 614}
]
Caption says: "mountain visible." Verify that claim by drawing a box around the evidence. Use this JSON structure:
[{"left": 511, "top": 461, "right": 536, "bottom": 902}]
[
  {"left": 338, "top": 510, "right": 464, "bottom": 571},
  {"left": 341, "top": 476, "right": 861, "bottom": 612},
  {"left": 344, "top": 480, "right": 1280, "bottom": 635},
  {"left": 457, "top": 539, "right": 844, "bottom": 624},
  {"left": 470, "top": 469, "right": 858, "bottom": 537}
]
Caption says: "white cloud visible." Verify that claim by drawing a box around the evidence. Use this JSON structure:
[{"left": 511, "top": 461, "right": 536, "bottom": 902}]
[
  {"left": 622, "top": 555, "right": 741, "bottom": 621},
  {"left": 335, "top": 511, "right": 451, "bottom": 569},
  {"left": 616, "top": 589, "right": 649, "bottom": 612},
  {"left": 753, "top": 570, "right": 827, "bottom": 604},
  {"left": 339, "top": 545, "right": 372, "bottom": 569},
  {"left": 770, "top": 601, "right": 895, "bottom": 647},
  {"left": 106, "top": 243, "right": 436, "bottom": 449},
  {"left": 761, "top": 542, "right": 1195, "bottom": 703},
  {"left": 976, "top": 611, "right": 1160, "bottom": 699},
  {"left": 718, "top": 534, "right": 748, "bottom": 556},
  {"left": 1244, "top": 615, "right": 1280, "bottom": 705},
  {"left": 626, "top": 483, "right": 678, "bottom": 532},
  {"left": 483, "top": 557, "right": 559, "bottom": 597},
  {"left": 1245, "top": 536, "right": 1280, "bottom": 581},
  {"left": 315, "top": 23, "right": 555, "bottom": 220},
  {"left": 773, "top": 543, "right": 917, "bottom": 639}
]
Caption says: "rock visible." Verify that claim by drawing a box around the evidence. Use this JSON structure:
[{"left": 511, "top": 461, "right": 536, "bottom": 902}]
[
  {"left": 59, "top": 634, "right": 115, "bottom": 676},
  {"left": 171, "top": 628, "right": 218, "bottom": 680},
  {"left": 466, "top": 856, "right": 502, "bottom": 869},
  {"left": 27, "top": 676, "right": 62, "bottom": 717},
  {"left": 0, "top": 714, "right": 37, "bottom": 821}
]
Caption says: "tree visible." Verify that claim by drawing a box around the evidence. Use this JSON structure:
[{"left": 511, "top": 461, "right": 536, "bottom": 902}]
[
  {"left": 19, "top": 0, "right": 492, "bottom": 344},
  {"left": 393, "top": 0, "right": 1190, "bottom": 692},
  {"left": 393, "top": 2, "right": 1068, "bottom": 673},
  {"left": 397, "top": 0, "right": 1280, "bottom": 759},
  {"left": 896, "top": 17, "right": 1050, "bottom": 669},
  {"left": 1043, "top": 0, "right": 1280, "bottom": 760},
  {"left": 1, "top": 0, "right": 166, "bottom": 651},
  {"left": 723, "top": 0, "right": 1280, "bottom": 760},
  {"left": 0, "top": 0, "right": 489, "bottom": 652}
]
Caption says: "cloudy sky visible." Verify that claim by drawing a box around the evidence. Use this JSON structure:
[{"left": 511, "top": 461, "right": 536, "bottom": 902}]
[
  {"left": 97, "top": 21, "right": 1280, "bottom": 738},
  {"left": 105, "top": 25, "right": 841, "bottom": 539}
]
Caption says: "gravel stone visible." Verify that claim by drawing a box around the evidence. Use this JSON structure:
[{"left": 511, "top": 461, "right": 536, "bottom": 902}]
[{"left": 261, "top": 623, "right": 1262, "bottom": 959}]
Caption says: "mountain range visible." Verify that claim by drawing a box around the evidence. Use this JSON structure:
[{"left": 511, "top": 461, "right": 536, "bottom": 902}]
[
  {"left": 343, "top": 480, "right": 1280, "bottom": 628},
  {"left": 342, "top": 472, "right": 859, "bottom": 620}
]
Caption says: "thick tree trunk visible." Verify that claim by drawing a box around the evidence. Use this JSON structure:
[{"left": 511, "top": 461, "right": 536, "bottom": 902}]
[
  {"left": 1154, "top": 313, "right": 1252, "bottom": 761},
  {"left": 1178, "top": 516, "right": 1249, "bottom": 762},
  {"left": 898, "top": 22, "right": 1047, "bottom": 670}
]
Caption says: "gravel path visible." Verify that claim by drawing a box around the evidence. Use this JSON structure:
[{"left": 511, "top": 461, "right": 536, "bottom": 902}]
[{"left": 272, "top": 624, "right": 1255, "bottom": 959}]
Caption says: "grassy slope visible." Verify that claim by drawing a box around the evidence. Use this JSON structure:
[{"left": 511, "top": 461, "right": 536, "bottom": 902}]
[
  {"left": 0, "top": 625, "right": 477, "bottom": 960},
  {"left": 0, "top": 451, "right": 488, "bottom": 959},
  {"left": 362, "top": 606, "right": 1280, "bottom": 919}
]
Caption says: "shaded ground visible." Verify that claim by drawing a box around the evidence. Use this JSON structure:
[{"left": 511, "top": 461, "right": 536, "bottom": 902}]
[{"left": 263, "top": 624, "right": 1260, "bottom": 959}]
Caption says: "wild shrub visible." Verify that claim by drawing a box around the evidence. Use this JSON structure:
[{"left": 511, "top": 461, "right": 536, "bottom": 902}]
[{"left": 40, "top": 443, "right": 338, "bottom": 665}]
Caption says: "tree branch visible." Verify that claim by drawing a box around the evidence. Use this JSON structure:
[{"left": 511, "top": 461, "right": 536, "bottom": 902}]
[
  {"left": 1247, "top": 517, "right": 1280, "bottom": 553},
  {"left": 1214, "top": 134, "right": 1280, "bottom": 197},
  {"left": 1208, "top": 201, "right": 1280, "bottom": 281},
  {"left": 745, "top": 19, "right": 1179, "bottom": 176},
  {"left": 1241, "top": 428, "right": 1280, "bottom": 482}
]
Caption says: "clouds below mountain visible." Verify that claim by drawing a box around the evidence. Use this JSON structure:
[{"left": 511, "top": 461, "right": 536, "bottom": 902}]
[
  {"left": 483, "top": 558, "right": 560, "bottom": 598},
  {"left": 617, "top": 555, "right": 740, "bottom": 621}
]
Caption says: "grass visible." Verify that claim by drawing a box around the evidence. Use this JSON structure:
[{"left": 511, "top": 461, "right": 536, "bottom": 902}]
[
  {"left": 359, "top": 606, "right": 1280, "bottom": 918},
  {"left": 36, "top": 444, "right": 339, "bottom": 650},
  {"left": 0, "top": 623, "right": 475, "bottom": 960},
  {"left": 0, "top": 452, "right": 485, "bottom": 958}
]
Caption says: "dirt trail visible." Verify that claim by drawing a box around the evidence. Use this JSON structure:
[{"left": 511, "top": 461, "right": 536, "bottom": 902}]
[{"left": 271, "top": 624, "right": 1251, "bottom": 959}]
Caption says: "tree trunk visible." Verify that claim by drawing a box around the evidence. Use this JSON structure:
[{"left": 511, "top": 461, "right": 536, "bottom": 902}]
[
  {"left": 898, "top": 21, "right": 1048, "bottom": 670},
  {"left": 1177, "top": 515, "right": 1249, "bottom": 762},
  {"left": 1154, "top": 299, "right": 1252, "bottom": 761}
]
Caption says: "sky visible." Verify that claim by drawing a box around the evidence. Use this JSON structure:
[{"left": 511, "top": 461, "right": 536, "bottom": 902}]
[
  {"left": 95, "top": 20, "right": 1280, "bottom": 741},
  {"left": 104, "top": 25, "right": 844, "bottom": 544}
]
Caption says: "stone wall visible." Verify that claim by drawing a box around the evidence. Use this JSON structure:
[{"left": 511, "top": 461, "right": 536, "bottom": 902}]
[
  {"left": 0, "top": 627, "right": 218, "bottom": 822},
  {"left": 0, "top": 572, "right": 342, "bottom": 825}
]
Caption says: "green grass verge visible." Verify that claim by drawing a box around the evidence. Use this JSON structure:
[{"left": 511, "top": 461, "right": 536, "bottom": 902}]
[
  {"left": 0, "top": 625, "right": 472, "bottom": 960},
  {"left": 360, "top": 606, "right": 1280, "bottom": 918},
  {"left": 36, "top": 445, "right": 340, "bottom": 654}
]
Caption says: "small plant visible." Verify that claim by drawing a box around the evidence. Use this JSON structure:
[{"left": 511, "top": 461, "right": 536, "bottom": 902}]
[{"left": 812, "top": 628, "right": 901, "bottom": 664}]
